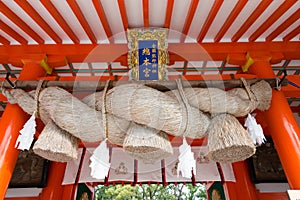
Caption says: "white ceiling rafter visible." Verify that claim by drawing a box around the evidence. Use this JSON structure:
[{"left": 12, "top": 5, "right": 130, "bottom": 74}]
[{"left": 0, "top": 0, "right": 299, "bottom": 45}]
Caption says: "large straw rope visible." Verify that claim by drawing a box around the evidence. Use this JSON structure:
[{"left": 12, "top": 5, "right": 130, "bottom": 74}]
[
  {"left": 166, "top": 80, "right": 271, "bottom": 117},
  {"left": 3, "top": 80, "right": 272, "bottom": 143},
  {"left": 105, "top": 83, "right": 210, "bottom": 138},
  {"left": 2, "top": 80, "right": 272, "bottom": 163},
  {"left": 38, "top": 87, "right": 105, "bottom": 142},
  {"left": 2, "top": 88, "right": 79, "bottom": 162},
  {"left": 82, "top": 92, "right": 130, "bottom": 146}
]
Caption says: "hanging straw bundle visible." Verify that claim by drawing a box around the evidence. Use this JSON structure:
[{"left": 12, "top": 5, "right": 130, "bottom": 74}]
[
  {"left": 106, "top": 84, "right": 182, "bottom": 134},
  {"left": 33, "top": 120, "right": 78, "bottom": 162},
  {"left": 38, "top": 87, "right": 105, "bottom": 142},
  {"left": 207, "top": 114, "right": 255, "bottom": 163},
  {"left": 123, "top": 123, "right": 173, "bottom": 163},
  {"left": 2, "top": 88, "right": 50, "bottom": 124},
  {"left": 167, "top": 87, "right": 253, "bottom": 117},
  {"left": 105, "top": 83, "right": 210, "bottom": 138},
  {"left": 250, "top": 80, "right": 272, "bottom": 111},
  {"left": 3, "top": 88, "right": 79, "bottom": 161},
  {"left": 167, "top": 79, "right": 271, "bottom": 117},
  {"left": 82, "top": 92, "right": 131, "bottom": 146},
  {"left": 3, "top": 88, "right": 35, "bottom": 114}
]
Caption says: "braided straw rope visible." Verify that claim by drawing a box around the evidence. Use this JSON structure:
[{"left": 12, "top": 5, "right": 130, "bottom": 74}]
[
  {"left": 2, "top": 86, "right": 79, "bottom": 162},
  {"left": 38, "top": 87, "right": 105, "bottom": 142},
  {"left": 167, "top": 80, "right": 270, "bottom": 117},
  {"left": 105, "top": 83, "right": 210, "bottom": 138},
  {"left": 82, "top": 92, "right": 130, "bottom": 146},
  {"left": 2, "top": 80, "right": 272, "bottom": 163}
]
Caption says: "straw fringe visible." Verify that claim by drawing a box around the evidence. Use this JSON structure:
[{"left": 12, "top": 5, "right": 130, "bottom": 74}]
[
  {"left": 123, "top": 123, "right": 173, "bottom": 163},
  {"left": 207, "top": 114, "right": 256, "bottom": 163},
  {"left": 33, "top": 120, "right": 78, "bottom": 162}
]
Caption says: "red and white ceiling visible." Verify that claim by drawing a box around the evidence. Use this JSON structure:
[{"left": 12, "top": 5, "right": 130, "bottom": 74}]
[
  {"left": 0, "top": 0, "right": 299, "bottom": 114},
  {"left": 0, "top": 0, "right": 299, "bottom": 45}
]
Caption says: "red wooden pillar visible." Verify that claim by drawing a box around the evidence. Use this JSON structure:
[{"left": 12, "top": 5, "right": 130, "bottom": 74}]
[
  {"left": 61, "top": 184, "right": 75, "bottom": 200},
  {"left": 39, "top": 162, "right": 67, "bottom": 200},
  {"left": 231, "top": 161, "right": 258, "bottom": 200},
  {"left": 0, "top": 60, "right": 46, "bottom": 199},
  {"left": 223, "top": 182, "right": 238, "bottom": 200},
  {"left": 223, "top": 161, "right": 258, "bottom": 200},
  {"left": 248, "top": 52, "right": 300, "bottom": 189}
]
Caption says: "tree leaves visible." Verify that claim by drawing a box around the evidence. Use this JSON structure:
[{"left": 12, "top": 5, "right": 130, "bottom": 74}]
[{"left": 95, "top": 183, "right": 207, "bottom": 200}]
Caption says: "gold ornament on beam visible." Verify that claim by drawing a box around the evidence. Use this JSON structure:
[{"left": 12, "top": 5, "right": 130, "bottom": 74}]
[{"left": 127, "top": 28, "right": 169, "bottom": 80}]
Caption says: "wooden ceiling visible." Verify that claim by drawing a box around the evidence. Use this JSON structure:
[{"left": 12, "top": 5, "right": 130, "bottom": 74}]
[
  {"left": 0, "top": 0, "right": 299, "bottom": 114},
  {"left": 0, "top": 0, "right": 299, "bottom": 44}
]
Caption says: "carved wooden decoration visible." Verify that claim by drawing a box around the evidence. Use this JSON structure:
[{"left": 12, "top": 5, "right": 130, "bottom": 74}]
[
  {"left": 248, "top": 137, "right": 287, "bottom": 183},
  {"left": 9, "top": 149, "right": 49, "bottom": 188}
]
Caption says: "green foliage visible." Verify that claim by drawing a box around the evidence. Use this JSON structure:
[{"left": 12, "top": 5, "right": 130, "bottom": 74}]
[{"left": 95, "top": 183, "right": 207, "bottom": 200}]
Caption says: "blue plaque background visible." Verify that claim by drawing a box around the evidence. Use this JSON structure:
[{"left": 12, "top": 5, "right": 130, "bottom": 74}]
[{"left": 138, "top": 40, "right": 159, "bottom": 80}]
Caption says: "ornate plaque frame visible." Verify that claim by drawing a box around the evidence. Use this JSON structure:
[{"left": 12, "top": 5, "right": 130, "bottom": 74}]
[{"left": 127, "top": 28, "right": 168, "bottom": 80}]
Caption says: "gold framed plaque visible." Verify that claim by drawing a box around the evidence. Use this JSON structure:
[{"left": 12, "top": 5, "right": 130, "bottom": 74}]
[{"left": 127, "top": 28, "right": 168, "bottom": 80}]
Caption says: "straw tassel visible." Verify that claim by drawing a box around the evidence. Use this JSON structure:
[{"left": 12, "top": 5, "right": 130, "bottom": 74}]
[
  {"left": 15, "top": 111, "right": 36, "bottom": 150},
  {"left": 244, "top": 114, "right": 266, "bottom": 145},
  {"left": 177, "top": 137, "right": 196, "bottom": 178}
]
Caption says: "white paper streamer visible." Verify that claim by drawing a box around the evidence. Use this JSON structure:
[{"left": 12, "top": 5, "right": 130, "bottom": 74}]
[
  {"left": 244, "top": 114, "right": 266, "bottom": 145},
  {"left": 177, "top": 137, "right": 196, "bottom": 178},
  {"left": 15, "top": 111, "right": 36, "bottom": 150},
  {"left": 89, "top": 139, "right": 110, "bottom": 179}
]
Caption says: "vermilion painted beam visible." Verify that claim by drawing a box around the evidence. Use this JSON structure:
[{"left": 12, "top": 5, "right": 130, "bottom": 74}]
[
  {"left": 67, "top": 0, "right": 97, "bottom": 44},
  {"left": 143, "top": 0, "right": 149, "bottom": 27},
  {"left": 40, "top": 0, "right": 79, "bottom": 44},
  {"left": 164, "top": 0, "right": 174, "bottom": 28},
  {"left": 0, "top": 2, "right": 44, "bottom": 44},
  {"left": 197, "top": 0, "right": 224, "bottom": 42},
  {"left": 117, "top": 0, "right": 129, "bottom": 30},
  {"left": 180, "top": 0, "right": 199, "bottom": 42},
  {"left": 283, "top": 25, "right": 300, "bottom": 41},
  {"left": 214, "top": 0, "right": 248, "bottom": 42},
  {"left": 0, "top": 21, "right": 27, "bottom": 44},
  {"left": 14, "top": 0, "right": 62, "bottom": 44},
  {"left": 249, "top": 0, "right": 297, "bottom": 42},
  {"left": 0, "top": 42, "right": 299, "bottom": 63},
  {"left": 232, "top": 0, "right": 272, "bottom": 42},
  {"left": 0, "top": 35, "right": 10, "bottom": 45},
  {"left": 281, "top": 75, "right": 300, "bottom": 98},
  {"left": 92, "top": 0, "right": 113, "bottom": 43},
  {"left": 266, "top": 8, "right": 300, "bottom": 41}
]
